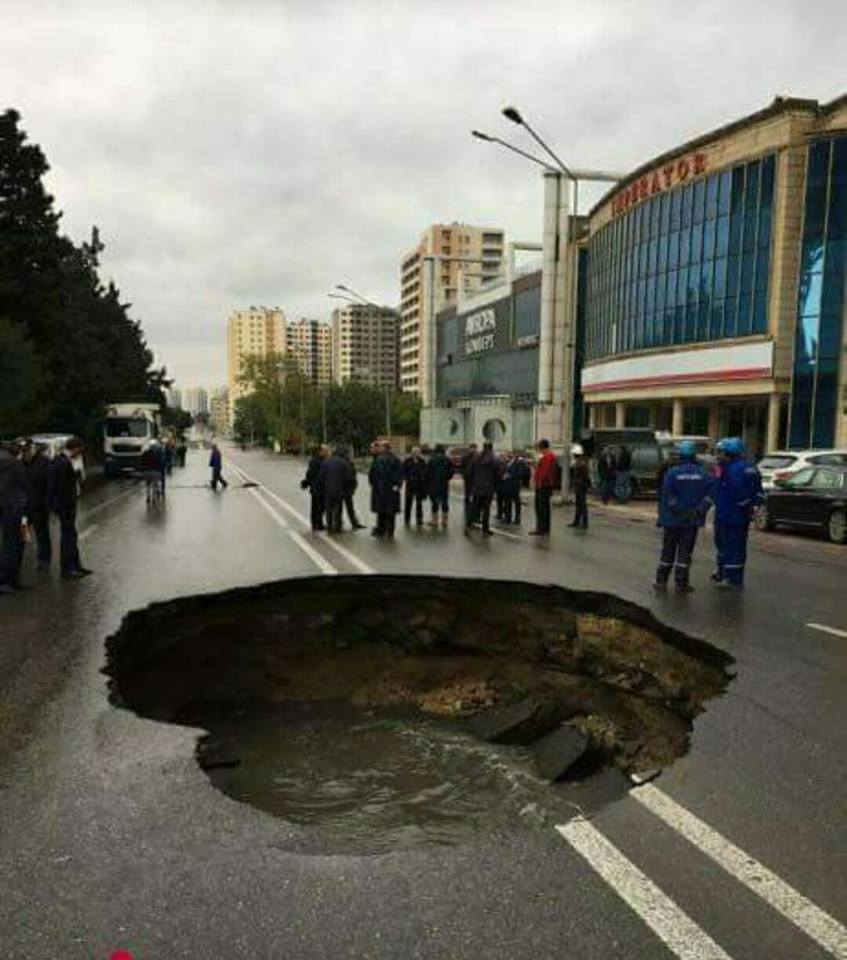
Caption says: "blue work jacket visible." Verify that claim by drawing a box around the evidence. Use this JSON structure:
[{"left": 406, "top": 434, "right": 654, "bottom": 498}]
[
  {"left": 714, "top": 457, "right": 764, "bottom": 526},
  {"left": 658, "top": 461, "right": 713, "bottom": 528}
]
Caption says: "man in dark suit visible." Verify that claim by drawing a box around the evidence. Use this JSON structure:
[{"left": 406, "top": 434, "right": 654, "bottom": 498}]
[{"left": 50, "top": 437, "right": 92, "bottom": 580}]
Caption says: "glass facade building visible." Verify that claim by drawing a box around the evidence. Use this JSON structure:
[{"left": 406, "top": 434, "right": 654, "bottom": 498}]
[
  {"left": 788, "top": 136, "right": 847, "bottom": 449},
  {"left": 581, "top": 94, "right": 847, "bottom": 455},
  {"left": 586, "top": 156, "right": 775, "bottom": 361}
]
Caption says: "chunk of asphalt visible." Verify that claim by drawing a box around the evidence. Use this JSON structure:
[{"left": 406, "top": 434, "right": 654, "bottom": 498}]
[
  {"left": 533, "top": 724, "right": 588, "bottom": 781},
  {"left": 469, "top": 698, "right": 546, "bottom": 745}
]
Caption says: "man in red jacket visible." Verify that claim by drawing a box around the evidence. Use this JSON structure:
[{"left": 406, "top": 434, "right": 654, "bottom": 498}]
[{"left": 530, "top": 439, "right": 557, "bottom": 536}]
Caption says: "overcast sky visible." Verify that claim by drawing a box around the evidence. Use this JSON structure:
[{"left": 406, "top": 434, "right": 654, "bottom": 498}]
[{"left": 1, "top": 0, "right": 843, "bottom": 389}]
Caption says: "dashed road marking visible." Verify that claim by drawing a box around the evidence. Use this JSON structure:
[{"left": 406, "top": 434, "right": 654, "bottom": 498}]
[
  {"left": 230, "top": 461, "right": 374, "bottom": 575},
  {"left": 80, "top": 481, "right": 140, "bottom": 520},
  {"left": 240, "top": 476, "right": 338, "bottom": 576},
  {"left": 633, "top": 783, "right": 847, "bottom": 958},
  {"left": 556, "top": 817, "right": 734, "bottom": 960},
  {"left": 806, "top": 622, "right": 847, "bottom": 640}
]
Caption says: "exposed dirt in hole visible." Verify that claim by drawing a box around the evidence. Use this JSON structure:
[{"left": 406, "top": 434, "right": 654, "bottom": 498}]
[{"left": 105, "top": 576, "right": 733, "bottom": 783}]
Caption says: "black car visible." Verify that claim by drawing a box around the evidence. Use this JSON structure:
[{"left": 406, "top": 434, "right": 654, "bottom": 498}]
[{"left": 756, "top": 464, "right": 847, "bottom": 544}]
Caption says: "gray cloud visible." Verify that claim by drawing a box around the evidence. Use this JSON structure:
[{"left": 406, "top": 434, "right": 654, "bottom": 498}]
[{"left": 1, "top": 0, "right": 843, "bottom": 387}]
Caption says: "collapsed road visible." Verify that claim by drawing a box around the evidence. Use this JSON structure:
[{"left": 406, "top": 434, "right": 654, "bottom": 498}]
[{"left": 0, "top": 449, "right": 845, "bottom": 960}]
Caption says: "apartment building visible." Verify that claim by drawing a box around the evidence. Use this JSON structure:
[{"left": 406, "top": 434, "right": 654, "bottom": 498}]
[
  {"left": 226, "top": 306, "right": 287, "bottom": 421},
  {"left": 181, "top": 386, "right": 209, "bottom": 416},
  {"left": 286, "top": 318, "right": 332, "bottom": 387},
  {"left": 209, "top": 386, "right": 230, "bottom": 436},
  {"left": 399, "top": 223, "right": 505, "bottom": 402},
  {"left": 331, "top": 303, "right": 400, "bottom": 388}
]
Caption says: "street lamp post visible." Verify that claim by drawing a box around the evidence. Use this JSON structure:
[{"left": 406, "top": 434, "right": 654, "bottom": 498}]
[{"left": 473, "top": 108, "right": 625, "bottom": 497}]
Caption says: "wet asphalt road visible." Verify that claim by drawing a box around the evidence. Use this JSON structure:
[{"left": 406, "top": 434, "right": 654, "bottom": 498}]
[{"left": 0, "top": 447, "right": 845, "bottom": 960}]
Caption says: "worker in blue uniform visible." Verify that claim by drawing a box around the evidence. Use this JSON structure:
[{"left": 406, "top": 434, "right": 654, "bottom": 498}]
[
  {"left": 712, "top": 437, "right": 764, "bottom": 588},
  {"left": 653, "top": 440, "right": 713, "bottom": 592}
]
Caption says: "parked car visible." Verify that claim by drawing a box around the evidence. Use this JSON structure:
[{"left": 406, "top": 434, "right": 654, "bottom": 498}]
[
  {"left": 582, "top": 429, "right": 712, "bottom": 497},
  {"left": 446, "top": 445, "right": 471, "bottom": 469},
  {"left": 757, "top": 449, "right": 847, "bottom": 490},
  {"left": 756, "top": 464, "right": 847, "bottom": 543}
]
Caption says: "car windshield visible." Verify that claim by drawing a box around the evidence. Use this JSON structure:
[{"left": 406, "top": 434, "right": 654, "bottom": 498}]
[
  {"left": 758, "top": 455, "right": 797, "bottom": 469},
  {"left": 106, "top": 418, "right": 148, "bottom": 438}
]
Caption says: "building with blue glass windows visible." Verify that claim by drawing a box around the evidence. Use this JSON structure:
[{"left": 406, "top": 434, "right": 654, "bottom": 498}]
[{"left": 582, "top": 94, "right": 847, "bottom": 456}]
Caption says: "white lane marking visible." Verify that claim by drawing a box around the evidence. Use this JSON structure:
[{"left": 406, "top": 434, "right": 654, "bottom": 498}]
[
  {"left": 80, "top": 481, "right": 140, "bottom": 520},
  {"left": 230, "top": 462, "right": 375, "bottom": 575},
  {"left": 806, "top": 622, "right": 847, "bottom": 640},
  {"left": 556, "top": 818, "right": 734, "bottom": 960},
  {"left": 633, "top": 783, "right": 847, "bottom": 958},
  {"left": 246, "top": 484, "right": 338, "bottom": 576},
  {"left": 77, "top": 524, "right": 99, "bottom": 541}
]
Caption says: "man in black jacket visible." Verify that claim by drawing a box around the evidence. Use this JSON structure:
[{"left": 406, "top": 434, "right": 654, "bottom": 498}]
[
  {"left": 51, "top": 437, "right": 91, "bottom": 580},
  {"left": 424, "top": 444, "right": 453, "bottom": 528},
  {"left": 22, "top": 440, "right": 52, "bottom": 570},
  {"left": 0, "top": 441, "right": 29, "bottom": 592},
  {"left": 466, "top": 442, "right": 500, "bottom": 536},
  {"left": 319, "top": 447, "right": 351, "bottom": 534},
  {"left": 459, "top": 443, "right": 478, "bottom": 528},
  {"left": 301, "top": 445, "right": 327, "bottom": 531},
  {"left": 341, "top": 448, "right": 365, "bottom": 531},
  {"left": 402, "top": 446, "right": 427, "bottom": 527},
  {"left": 369, "top": 442, "right": 403, "bottom": 539}
]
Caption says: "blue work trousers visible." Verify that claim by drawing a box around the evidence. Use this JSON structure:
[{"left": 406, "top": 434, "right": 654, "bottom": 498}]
[
  {"left": 714, "top": 522, "right": 749, "bottom": 585},
  {"left": 656, "top": 526, "right": 698, "bottom": 586}
]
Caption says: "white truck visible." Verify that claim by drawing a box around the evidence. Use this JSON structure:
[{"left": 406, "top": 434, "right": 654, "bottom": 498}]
[{"left": 103, "top": 402, "right": 162, "bottom": 477}]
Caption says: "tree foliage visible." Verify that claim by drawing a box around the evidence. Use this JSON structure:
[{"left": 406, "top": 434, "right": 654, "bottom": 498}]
[
  {"left": 0, "top": 109, "right": 166, "bottom": 442},
  {"left": 234, "top": 352, "right": 421, "bottom": 454}
]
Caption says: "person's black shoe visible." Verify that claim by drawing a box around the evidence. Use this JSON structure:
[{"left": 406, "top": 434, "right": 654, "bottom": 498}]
[
  {"left": 567, "top": 522, "right": 579, "bottom": 528},
  {"left": 75, "top": 567, "right": 93, "bottom": 576},
  {"left": 353, "top": 523, "right": 366, "bottom": 530},
  {"left": 528, "top": 530, "right": 546, "bottom": 536},
  {"left": 61, "top": 570, "right": 86, "bottom": 580},
  {"left": 482, "top": 529, "right": 493, "bottom": 537}
]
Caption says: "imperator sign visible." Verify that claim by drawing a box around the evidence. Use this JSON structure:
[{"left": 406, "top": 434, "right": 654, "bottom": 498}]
[
  {"left": 464, "top": 308, "right": 496, "bottom": 356},
  {"left": 610, "top": 151, "right": 708, "bottom": 218}
]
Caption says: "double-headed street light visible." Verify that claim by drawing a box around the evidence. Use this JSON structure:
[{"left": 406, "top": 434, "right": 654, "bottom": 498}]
[{"left": 472, "top": 106, "right": 625, "bottom": 497}]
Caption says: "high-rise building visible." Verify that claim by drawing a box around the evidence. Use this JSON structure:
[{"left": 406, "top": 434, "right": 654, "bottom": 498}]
[
  {"left": 331, "top": 303, "right": 400, "bottom": 388},
  {"left": 400, "top": 223, "right": 505, "bottom": 402},
  {"left": 209, "top": 386, "right": 230, "bottom": 436},
  {"left": 182, "top": 387, "right": 209, "bottom": 416},
  {"left": 286, "top": 318, "right": 332, "bottom": 387},
  {"left": 226, "top": 307, "right": 287, "bottom": 421}
]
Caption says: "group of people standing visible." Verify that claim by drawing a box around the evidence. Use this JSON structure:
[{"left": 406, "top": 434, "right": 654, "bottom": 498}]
[
  {"left": 299, "top": 438, "right": 589, "bottom": 541},
  {"left": 596, "top": 443, "right": 634, "bottom": 504},
  {"left": 0, "top": 436, "right": 91, "bottom": 594},
  {"left": 654, "top": 437, "right": 763, "bottom": 591}
]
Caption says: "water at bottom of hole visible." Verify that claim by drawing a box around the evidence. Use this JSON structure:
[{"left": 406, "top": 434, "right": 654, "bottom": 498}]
[{"left": 179, "top": 700, "right": 609, "bottom": 853}]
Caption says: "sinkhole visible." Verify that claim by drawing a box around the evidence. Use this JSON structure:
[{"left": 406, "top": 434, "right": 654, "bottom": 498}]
[{"left": 104, "top": 576, "right": 734, "bottom": 854}]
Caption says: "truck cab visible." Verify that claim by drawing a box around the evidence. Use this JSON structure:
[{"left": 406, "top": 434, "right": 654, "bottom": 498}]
[{"left": 103, "top": 403, "right": 161, "bottom": 477}]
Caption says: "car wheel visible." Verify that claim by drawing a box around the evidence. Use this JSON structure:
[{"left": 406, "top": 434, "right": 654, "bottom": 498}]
[
  {"left": 827, "top": 509, "right": 847, "bottom": 544},
  {"left": 754, "top": 505, "right": 774, "bottom": 532}
]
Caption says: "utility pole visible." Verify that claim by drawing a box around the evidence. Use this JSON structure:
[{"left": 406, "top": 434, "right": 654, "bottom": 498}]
[{"left": 385, "top": 384, "right": 392, "bottom": 437}]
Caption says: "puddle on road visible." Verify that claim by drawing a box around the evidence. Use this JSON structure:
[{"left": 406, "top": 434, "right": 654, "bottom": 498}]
[{"left": 105, "top": 575, "right": 734, "bottom": 854}]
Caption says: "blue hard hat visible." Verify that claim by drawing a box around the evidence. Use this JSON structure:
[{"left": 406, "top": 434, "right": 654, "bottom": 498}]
[
  {"left": 718, "top": 436, "right": 745, "bottom": 456},
  {"left": 675, "top": 440, "right": 697, "bottom": 459}
]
